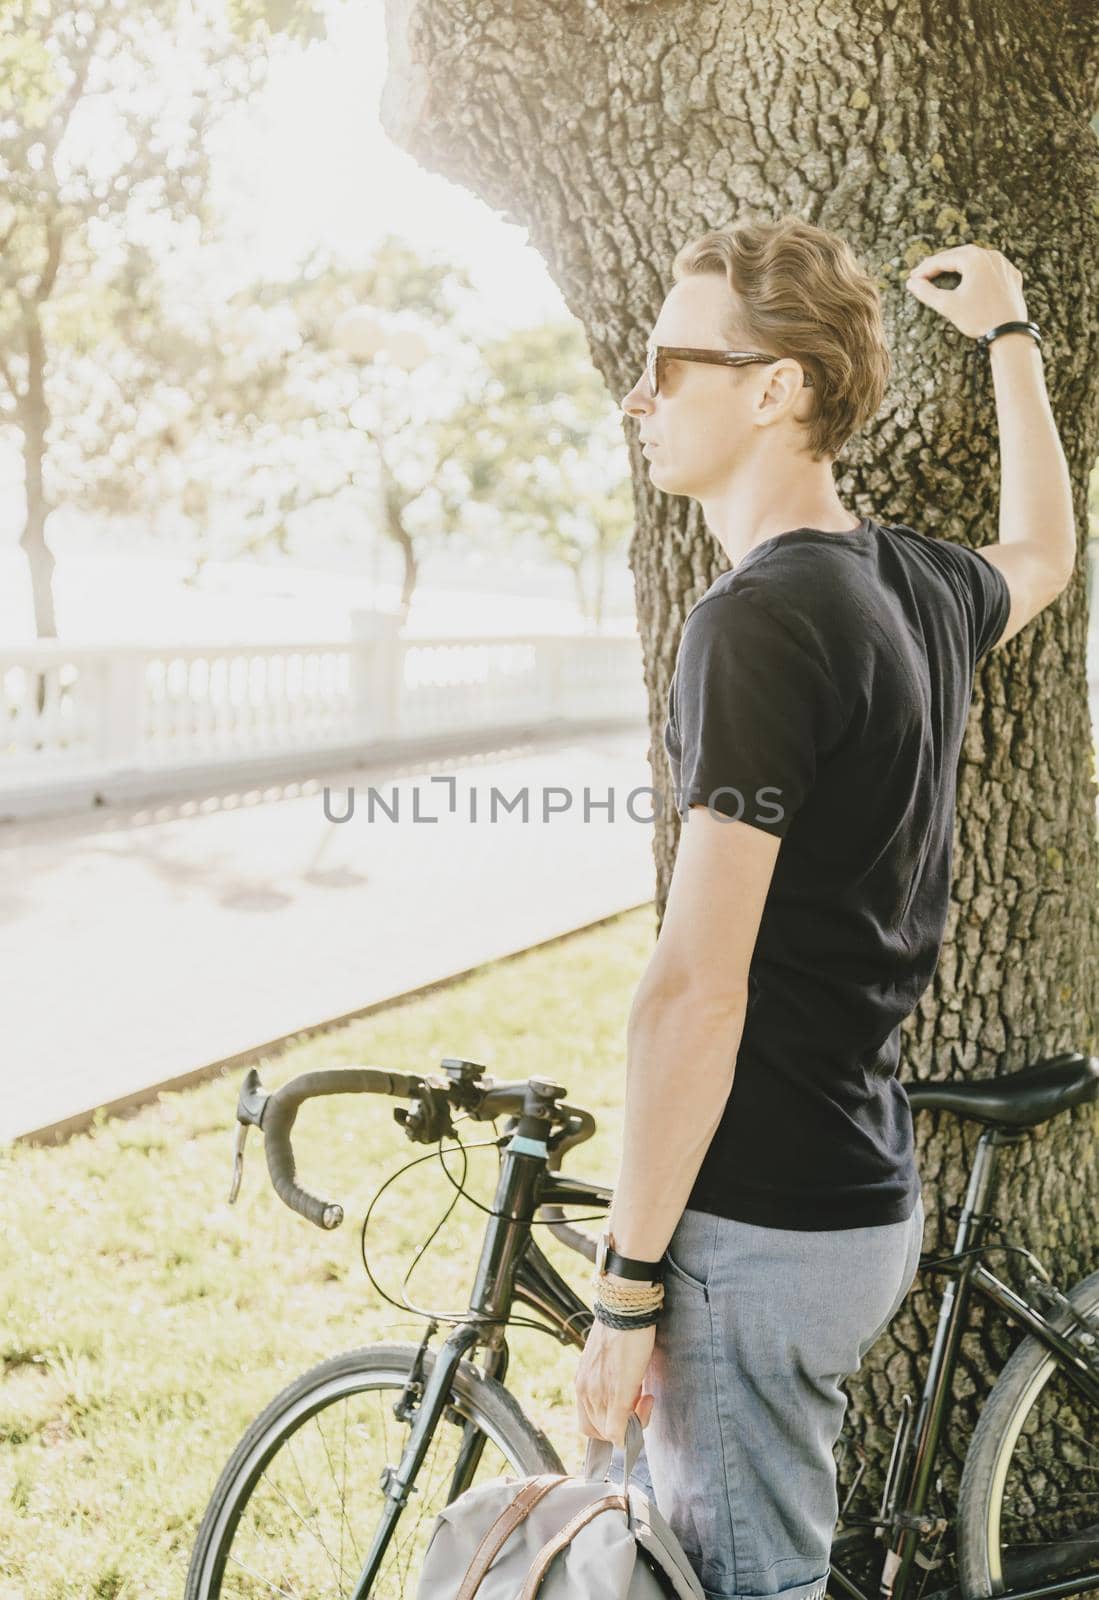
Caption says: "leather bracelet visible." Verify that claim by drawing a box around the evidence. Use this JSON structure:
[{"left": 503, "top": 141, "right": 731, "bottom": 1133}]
[
  {"left": 967, "top": 319, "right": 1041, "bottom": 406},
  {"left": 976, "top": 318, "right": 1042, "bottom": 352},
  {"left": 593, "top": 1299, "right": 662, "bottom": 1330}
]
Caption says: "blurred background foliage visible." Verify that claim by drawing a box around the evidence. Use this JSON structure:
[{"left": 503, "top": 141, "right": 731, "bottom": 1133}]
[{"left": 0, "top": 0, "right": 634, "bottom": 638}]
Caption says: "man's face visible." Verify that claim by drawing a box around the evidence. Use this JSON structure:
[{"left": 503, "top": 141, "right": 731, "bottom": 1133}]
[{"left": 620, "top": 274, "right": 807, "bottom": 497}]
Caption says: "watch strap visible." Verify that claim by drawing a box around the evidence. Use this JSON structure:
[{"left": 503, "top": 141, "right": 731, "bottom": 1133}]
[{"left": 597, "top": 1232, "right": 665, "bottom": 1282}]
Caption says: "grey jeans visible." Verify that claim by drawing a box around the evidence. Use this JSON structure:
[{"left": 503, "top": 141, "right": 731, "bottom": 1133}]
[{"left": 605, "top": 1191, "right": 925, "bottom": 1600}]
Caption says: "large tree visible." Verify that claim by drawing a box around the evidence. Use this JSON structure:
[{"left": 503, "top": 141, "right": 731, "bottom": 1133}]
[
  {"left": 379, "top": 0, "right": 1099, "bottom": 1573},
  {"left": 0, "top": 0, "right": 310, "bottom": 639}
]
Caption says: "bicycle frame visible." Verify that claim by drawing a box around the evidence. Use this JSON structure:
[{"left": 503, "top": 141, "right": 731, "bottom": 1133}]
[
  {"left": 345, "top": 1125, "right": 608, "bottom": 1598},
  {"left": 346, "top": 1118, "right": 1096, "bottom": 1600},
  {"left": 830, "top": 1124, "right": 1099, "bottom": 1600}
]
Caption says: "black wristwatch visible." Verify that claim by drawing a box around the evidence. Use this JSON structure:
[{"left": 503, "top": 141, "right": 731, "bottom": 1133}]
[{"left": 594, "top": 1228, "right": 665, "bottom": 1283}]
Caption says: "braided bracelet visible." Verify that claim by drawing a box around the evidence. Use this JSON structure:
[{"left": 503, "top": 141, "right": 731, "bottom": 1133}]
[
  {"left": 593, "top": 1299, "right": 663, "bottom": 1330},
  {"left": 591, "top": 1273, "right": 664, "bottom": 1310}
]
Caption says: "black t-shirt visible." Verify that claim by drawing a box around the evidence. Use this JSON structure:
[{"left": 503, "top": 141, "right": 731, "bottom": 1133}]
[{"left": 663, "top": 516, "right": 1011, "bottom": 1230}]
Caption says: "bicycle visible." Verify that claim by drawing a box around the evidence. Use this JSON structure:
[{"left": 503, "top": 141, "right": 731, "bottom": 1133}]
[{"left": 184, "top": 1049, "right": 1099, "bottom": 1600}]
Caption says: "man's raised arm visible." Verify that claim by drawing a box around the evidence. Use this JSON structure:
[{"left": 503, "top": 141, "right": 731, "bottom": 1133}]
[{"left": 906, "top": 244, "right": 1075, "bottom": 650}]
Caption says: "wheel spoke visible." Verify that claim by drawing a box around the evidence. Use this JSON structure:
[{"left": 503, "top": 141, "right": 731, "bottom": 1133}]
[
  {"left": 282, "top": 1430, "right": 325, "bottom": 1532},
  {"left": 229, "top": 1515, "right": 313, "bottom": 1599},
  {"left": 225, "top": 1551, "right": 303, "bottom": 1598},
  {"left": 1047, "top": 1416, "right": 1099, "bottom": 1457},
  {"left": 188, "top": 1357, "right": 530, "bottom": 1599},
  {"left": 339, "top": 1394, "right": 362, "bottom": 1577},
  {"left": 310, "top": 1409, "right": 353, "bottom": 1596},
  {"left": 258, "top": 1466, "right": 353, "bottom": 1589},
  {"left": 985, "top": 1319, "right": 1099, "bottom": 1592}
]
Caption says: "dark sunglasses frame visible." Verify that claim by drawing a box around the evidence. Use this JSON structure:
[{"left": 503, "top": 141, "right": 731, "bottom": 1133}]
[{"left": 645, "top": 344, "right": 815, "bottom": 397}]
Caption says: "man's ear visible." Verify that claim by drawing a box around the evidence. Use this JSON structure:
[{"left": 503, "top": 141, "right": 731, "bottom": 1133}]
[{"left": 755, "top": 362, "right": 804, "bottom": 425}]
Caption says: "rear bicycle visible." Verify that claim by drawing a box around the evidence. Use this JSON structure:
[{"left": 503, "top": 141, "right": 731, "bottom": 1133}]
[
  {"left": 956, "top": 1266, "right": 1099, "bottom": 1599},
  {"left": 829, "top": 1054, "right": 1099, "bottom": 1600}
]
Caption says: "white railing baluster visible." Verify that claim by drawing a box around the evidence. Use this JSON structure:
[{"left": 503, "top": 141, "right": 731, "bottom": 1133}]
[{"left": 0, "top": 621, "right": 647, "bottom": 814}]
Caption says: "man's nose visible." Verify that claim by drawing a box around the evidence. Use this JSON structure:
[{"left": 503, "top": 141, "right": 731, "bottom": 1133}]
[{"left": 621, "top": 379, "right": 651, "bottom": 418}]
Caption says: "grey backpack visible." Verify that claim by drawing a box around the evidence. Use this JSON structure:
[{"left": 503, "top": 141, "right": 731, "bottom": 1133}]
[{"left": 414, "top": 1412, "right": 706, "bottom": 1599}]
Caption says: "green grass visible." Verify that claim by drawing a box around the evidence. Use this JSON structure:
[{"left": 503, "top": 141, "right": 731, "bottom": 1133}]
[{"left": 0, "top": 905, "right": 655, "bottom": 1598}]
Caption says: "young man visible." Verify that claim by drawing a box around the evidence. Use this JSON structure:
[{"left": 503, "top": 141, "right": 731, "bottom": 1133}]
[{"left": 573, "top": 215, "right": 1076, "bottom": 1600}]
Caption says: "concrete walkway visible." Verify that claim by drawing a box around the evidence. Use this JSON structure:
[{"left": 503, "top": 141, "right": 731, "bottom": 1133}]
[{"left": 1, "top": 728, "right": 658, "bottom": 1143}]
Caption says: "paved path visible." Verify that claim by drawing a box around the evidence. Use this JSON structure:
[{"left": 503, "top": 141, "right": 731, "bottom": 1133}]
[{"left": 2, "top": 728, "right": 657, "bottom": 1143}]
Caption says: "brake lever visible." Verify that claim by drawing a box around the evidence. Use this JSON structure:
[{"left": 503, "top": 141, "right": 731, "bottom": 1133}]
[
  {"left": 228, "top": 1122, "right": 248, "bottom": 1205},
  {"left": 228, "top": 1068, "right": 271, "bottom": 1204}
]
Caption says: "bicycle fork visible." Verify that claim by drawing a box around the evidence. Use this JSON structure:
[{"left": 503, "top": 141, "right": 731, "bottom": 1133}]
[{"left": 348, "top": 1317, "right": 487, "bottom": 1600}]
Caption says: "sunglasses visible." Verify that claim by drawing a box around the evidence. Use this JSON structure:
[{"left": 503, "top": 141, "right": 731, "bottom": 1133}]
[{"left": 645, "top": 344, "right": 815, "bottom": 398}]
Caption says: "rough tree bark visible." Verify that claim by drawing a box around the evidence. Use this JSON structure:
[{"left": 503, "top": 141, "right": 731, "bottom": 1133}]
[{"left": 381, "top": 0, "right": 1099, "bottom": 1549}]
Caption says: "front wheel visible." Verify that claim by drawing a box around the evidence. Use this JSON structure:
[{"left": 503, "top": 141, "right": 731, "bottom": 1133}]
[
  {"left": 957, "top": 1268, "right": 1099, "bottom": 1598},
  {"left": 185, "top": 1342, "right": 566, "bottom": 1599}
]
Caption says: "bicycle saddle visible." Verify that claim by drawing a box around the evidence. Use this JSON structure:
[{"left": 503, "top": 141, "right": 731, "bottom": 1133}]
[{"left": 902, "top": 1050, "right": 1099, "bottom": 1129}]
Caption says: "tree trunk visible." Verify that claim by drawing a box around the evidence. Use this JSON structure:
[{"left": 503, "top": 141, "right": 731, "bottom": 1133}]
[
  {"left": 592, "top": 536, "right": 608, "bottom": 630},
  {"left": 570, "top": 557, "right": 587, "bottom": 623},
  {"left": 381, "top": 465, "right": 419, "bottom": 621},
  {"left": 20, "top": 311, "right": 57, "bottom": 641},
  {"left": 381, "top": 0, "right": 1099, "bottom": 1545}
]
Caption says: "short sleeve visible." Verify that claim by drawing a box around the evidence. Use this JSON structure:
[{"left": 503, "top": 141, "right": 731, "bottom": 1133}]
[
  {"left": 670, "top": 591, "right": 844, "bottom": 837},
  {"left": 934, "top": 540, "right": 1011, "bottom": 663}
]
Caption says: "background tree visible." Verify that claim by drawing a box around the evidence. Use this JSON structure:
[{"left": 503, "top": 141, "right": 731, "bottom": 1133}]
[
  {"left": 0, "top": 0, "right": 302, "bottom": 639},
  {"left": 456, "top": 320, "right": 633, "bottom": 627},
  {"left": 165, "top": 237, "right": 632, "bottom": 627},
  {"left": 49, "top": 250, "right": 298, "bottom": 568},
  {"left": 379, "top": 0, "right": 1099, "bottom": 1565},
  {"left": 239, "top": 234, "right": 499, "bottom": 621}
]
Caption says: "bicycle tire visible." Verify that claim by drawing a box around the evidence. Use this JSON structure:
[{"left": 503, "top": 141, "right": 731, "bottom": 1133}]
[
  {"left": 185, "top": 1341, "right": 567, "bottom": 1599},
  {"left": 957, "top": 1267, "right": 1099, "bottom": 1599}
]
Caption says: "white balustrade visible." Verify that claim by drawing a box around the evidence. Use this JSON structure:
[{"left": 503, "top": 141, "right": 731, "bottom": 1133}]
[{"left": 0, "top": 614, "right": 646, "bottom": 816}]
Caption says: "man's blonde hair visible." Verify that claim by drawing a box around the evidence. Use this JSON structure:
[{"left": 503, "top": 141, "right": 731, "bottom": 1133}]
[{"left": 671, "top": 214, "right": 891, "bottom": 461}]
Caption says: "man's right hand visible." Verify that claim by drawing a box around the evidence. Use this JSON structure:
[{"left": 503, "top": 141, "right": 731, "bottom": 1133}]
[{"left": 905, "top": 243, "right": 1030, "bottom": 340}]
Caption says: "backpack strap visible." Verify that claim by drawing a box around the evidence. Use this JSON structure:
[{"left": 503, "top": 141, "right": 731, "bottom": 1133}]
[
  {"left": 517, "top": 1492, "right": 629, "bottom": 1600},
  {"left": 456, "top": 1474, "right": 569, "bottom": 1600}
]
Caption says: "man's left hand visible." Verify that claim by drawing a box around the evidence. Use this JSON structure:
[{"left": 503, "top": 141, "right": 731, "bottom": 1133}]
[{"left": 575, "top": 1316, "right": 656, "bottom": 1446}]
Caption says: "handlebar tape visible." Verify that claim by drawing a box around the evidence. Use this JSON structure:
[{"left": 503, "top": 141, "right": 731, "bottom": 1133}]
[{"left": 261, "top": 1068, "right": 419, "bottom": 1230}]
